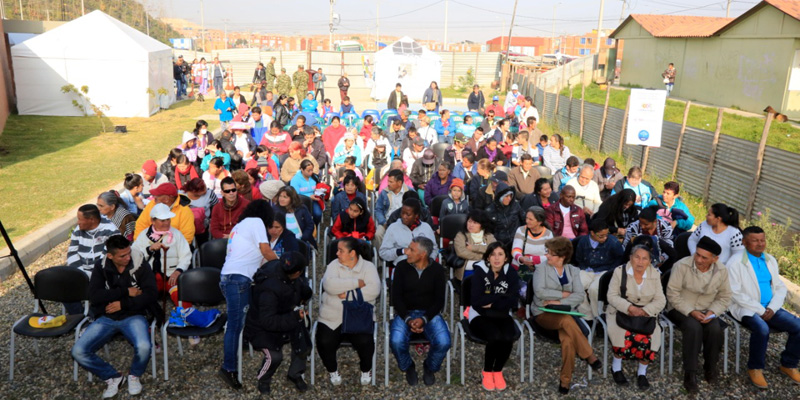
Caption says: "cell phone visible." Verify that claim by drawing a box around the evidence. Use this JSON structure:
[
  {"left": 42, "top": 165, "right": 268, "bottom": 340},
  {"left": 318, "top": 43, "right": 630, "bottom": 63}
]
[{"left": 704, "top": 313, "right": 716, "bottom": 320}]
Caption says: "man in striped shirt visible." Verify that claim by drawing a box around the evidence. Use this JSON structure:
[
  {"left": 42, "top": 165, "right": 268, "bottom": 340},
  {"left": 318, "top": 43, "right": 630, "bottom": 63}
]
[{"left": 65, "top": 204, "right": 119, "bottom": 314}]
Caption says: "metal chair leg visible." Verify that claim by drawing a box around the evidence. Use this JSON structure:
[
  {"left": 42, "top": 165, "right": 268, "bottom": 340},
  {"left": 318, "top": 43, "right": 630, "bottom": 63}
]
[
  {"left": 9, "top": 329, "right": 15, "bottom": 381},
  {"left": 162, "top": 323, "right": 169, "bottom": 381}
]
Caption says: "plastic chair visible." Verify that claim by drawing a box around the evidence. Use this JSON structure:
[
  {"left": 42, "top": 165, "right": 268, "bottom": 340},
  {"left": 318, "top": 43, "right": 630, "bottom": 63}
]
[
  {"left": 534, "top": 165, "right": 552, "bottom": 181},
  {"left": 430, "top": 194, "right": 450, "bottom": 224},
  {"left": 362, "top": 109, "right": 380, "bottom": 120},
  {"left": 674, "top": 232, "right": 692, "bottom": 260},
  {"left": 454, "top": 276, "right": 524, "bottom": 384},
  {"left": 438, "top": 213, "right": 468, "bottom": 327},
  {"left": 472, "top": 115, "right": 484, "bottom": 127},
  {"left": 296, "top": 239, "right": 318, "bottom": 293},
  {"left": 495, "top": 165, "right": 511, "bottom": 176},
  {"left": 192, "top": 238, "right": 228, "bottom": 269},
  {"left": 162, "top": 267, "right": 228, "bottom": 381},
  {"left": 589, "top": 270, "right": 614, "bottom": 378},
  {"left": 432, "top": 143, "right": 449, "bottom": 162},
  {"left": 309, "top": 280, "right": 378, "bottom": 385},
  {"left": 451, "top": 115, "right": 464, "bottom": 125},
  {"left": 341, "top": 113, "right": 359, "bottom": 127},
  {"left": 9, "top": 267, "right": 91, "bottom": 381},
  {"left": 324, "top": 112, "right": 340, "bottom": 122},
  {"left": 381, "top": 109, "right": 398, "bottom": 118}
]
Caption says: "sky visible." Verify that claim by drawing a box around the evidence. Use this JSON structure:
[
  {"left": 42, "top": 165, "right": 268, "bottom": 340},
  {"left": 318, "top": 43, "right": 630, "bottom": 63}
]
[{"left": 155, "top": 0, "right": 764, "bottom": 42}]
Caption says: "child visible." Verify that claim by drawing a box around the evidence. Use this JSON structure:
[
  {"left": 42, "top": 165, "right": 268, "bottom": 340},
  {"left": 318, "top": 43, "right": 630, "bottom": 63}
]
[
  {"left": 331, "top": 197, "right": 375, "bottom": 241},
  {"left": 322, "top": 98, "right": 334, "bottom": 115},
  {"left": 536, "top": 134, "right": 549, "bottom": 164}
]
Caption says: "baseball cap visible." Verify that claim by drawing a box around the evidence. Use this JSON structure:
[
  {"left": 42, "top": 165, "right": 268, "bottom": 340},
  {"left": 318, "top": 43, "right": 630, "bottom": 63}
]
[
  {"left": 422, "top": 149, "right": 435, "bottom": 165},
  {"left": 412, "top": 136, "right": 425, "bottom": 146},
  {"left": 511, "top": 83, "right": 519, "bottom": 90},
  {"left": 492, "top": 95, "right": 499, "bottom": 101},
  {"left": 490, "top": 171, "right": 508, "bottom": 183},
  {"left": 142, "top": 160, "right": 157, "bottom": 177},
  {"left": 454, "top": 133, "right": 467, "bottom": 143},
  {"left": 150, "top": 203, "right": 176, "bottom": 220},
  {"left": 149, "top": 182, "right": 178, "bottom": 197}
]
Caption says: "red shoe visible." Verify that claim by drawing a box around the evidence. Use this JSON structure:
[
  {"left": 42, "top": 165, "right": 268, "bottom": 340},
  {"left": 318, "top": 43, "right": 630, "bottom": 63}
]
[
  {"left": 482, "top": 371, "right": 495, "bottom": 391},
  {"left": 493, "top": 371, "right": 507, "bottom": 391}
]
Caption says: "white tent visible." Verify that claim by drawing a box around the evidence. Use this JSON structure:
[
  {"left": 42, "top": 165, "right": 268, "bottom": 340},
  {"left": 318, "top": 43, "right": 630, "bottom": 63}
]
[
  {"left": 11, "top": 10, "right": 175, "bottom": 118},
  {"left": 373, "top": 37, "right": 441, "bottom": 102}
]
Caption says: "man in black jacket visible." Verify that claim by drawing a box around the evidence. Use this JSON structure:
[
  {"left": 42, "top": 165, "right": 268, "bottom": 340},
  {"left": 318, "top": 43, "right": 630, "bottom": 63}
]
[
  {"left": 389, "top": 237, "right": 450, "bottom": 386},
  {"left": 71, "top": 235, "right": 158, "bottom": 398},
  {"left": 245, "top": 252, "right": 313, "bottom": 395},
  {"left": 467, "top": 84, "right": 485, "bottom": 112}
]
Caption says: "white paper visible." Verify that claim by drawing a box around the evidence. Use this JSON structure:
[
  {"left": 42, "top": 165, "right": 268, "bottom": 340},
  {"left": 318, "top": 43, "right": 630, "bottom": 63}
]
[{"left": 625, "top": 88, "right": 667, "bottom": 148}]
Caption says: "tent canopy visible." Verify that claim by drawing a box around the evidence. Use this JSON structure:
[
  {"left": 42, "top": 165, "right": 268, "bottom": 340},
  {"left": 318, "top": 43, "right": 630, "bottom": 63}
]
[
  {"left": 373, "top": 36, "right": 441, "bottom": 103},
  {"left": 11, "top": 10, "right": 174, "bottom": 118}
]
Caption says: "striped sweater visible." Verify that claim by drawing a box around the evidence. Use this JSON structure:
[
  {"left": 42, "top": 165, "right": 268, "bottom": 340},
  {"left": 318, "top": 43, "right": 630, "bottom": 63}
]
[
  {"left": 66, "top": 218, "right": 120, "bottom": 273},
  {"left": 511, "top": 226, "right": 553, "bottom": 269}
]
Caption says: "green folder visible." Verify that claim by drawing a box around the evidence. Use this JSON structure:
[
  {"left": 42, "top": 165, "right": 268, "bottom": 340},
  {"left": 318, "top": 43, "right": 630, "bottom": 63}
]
[{"left": 538, "top": 307, "right": 586, "bottom": 317}]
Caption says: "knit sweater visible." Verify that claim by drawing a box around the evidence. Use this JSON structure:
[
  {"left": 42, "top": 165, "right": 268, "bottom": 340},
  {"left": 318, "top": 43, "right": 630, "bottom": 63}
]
[{"left": 66, "top": 218, "right": 121, "bottom": 273}]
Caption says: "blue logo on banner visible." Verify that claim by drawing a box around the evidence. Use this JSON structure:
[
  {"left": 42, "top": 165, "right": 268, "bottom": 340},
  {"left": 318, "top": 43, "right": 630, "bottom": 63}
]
[{"left": 638, "top": 130, "right": 650, "bottom": 141}]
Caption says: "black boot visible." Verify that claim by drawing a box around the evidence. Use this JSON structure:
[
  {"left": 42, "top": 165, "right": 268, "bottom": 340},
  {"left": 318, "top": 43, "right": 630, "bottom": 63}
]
[
  {"left": 218, "top": 367, "right": 242, "bottom": 390},
  {"left": 683, "top": 372, "right": 699, "bottom": 394},
  {"left": 704, "top": 367, "right": 719, "bottom": 384},
  {"left": 257, "top": 379, "right": 270, "bottom": 394},
  {"left": 612, "top": 370, "right": 629, "bottom": 386},
  {"left": 405, "top": 363, "right": 418, "bottom": 386},
  {"left": 288, "top": 375, "right": 308, "bottom": 392}
]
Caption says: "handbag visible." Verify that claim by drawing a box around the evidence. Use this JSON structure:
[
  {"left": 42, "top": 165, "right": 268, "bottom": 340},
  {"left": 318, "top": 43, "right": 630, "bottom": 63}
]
[
  {"left": 662, "top": 77, "right": 670, "bottom": 84},
  {"left": 443, "top": 246, "right": 465, "bottom": 269},
  {"left": 615, "top": 267, "right": 656, "bottom": 335},
  {"left": 341, "top": 288, "right": 374, "bottom": 334},
  {"left": 425, "top": 102, "right": 437, "bottom": 111}
]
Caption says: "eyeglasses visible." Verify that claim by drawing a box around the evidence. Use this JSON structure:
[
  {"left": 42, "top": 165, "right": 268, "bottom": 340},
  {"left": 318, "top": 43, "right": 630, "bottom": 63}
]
[{"left": 222, "top": 188, "right": 237, "bottom": 194}]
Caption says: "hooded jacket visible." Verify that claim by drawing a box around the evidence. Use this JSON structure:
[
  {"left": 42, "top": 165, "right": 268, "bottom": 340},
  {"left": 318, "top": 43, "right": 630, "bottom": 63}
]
[
  {"left": 486, "top": 182, "right": 524, "bottom": 246},
  {"left": 210, "top": 195, "right": 250, "bottom": 239},
  {"left": 423, "top": 173, "right": 454, "bottom": 208},
  {"left": 244, "top": 260, "right": 312, "bottom": 351},
  {"left": 88, "top": 249, "right": 158, "bottom": 320}
]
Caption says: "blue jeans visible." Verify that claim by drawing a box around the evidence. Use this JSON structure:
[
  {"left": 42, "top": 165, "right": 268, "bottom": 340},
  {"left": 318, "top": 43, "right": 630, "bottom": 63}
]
[
  {"left": 390, "top": 311, "right": 451, "bottom": 372},
  {"left": 214, "top": 76, "right": 224, "bottom": 96},
  {"left": 740, "top": 309, "right": 800, "bottom": 369},
  {"left": 176, "top": 79, "right": 186, "bottom": 99},
  {"left": 220, "top": 273, "right": 252, "bottom": 372},
  {"left": 312, "top": 202, "right": 322, "bottom": 226},
  {"left": 665, "top": 83, "right": 674, "bottom": 96},
  {"left": 71, "top": 315, "right": 151, "bottom": 380}
]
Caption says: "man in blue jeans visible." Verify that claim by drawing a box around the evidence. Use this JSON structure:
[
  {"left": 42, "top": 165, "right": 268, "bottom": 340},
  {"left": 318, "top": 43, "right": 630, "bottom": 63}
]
[
  {"left": 390, "top": 237, "right": 451, "bottom": 386},
  {"left": 726, "top": 226, "right": 800, "bottom": 389},
  {"left": 72, "top": 235, "right": 157, "bottom": 398}
]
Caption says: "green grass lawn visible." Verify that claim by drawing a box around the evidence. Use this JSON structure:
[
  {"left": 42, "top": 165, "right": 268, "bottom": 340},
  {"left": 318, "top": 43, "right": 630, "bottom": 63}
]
[
  {"left": 442, "top": 86, "right": 503, "bottom": 100},
  {"left": 0, "top": 100, "right": 219, "bottom": 245},
  {"left": 561, "top": 84, "right": 800, "bottom": 153}
]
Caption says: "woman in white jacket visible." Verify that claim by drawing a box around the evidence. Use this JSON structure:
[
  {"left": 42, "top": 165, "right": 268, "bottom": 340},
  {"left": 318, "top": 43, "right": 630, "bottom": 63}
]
[
  {"left": 131, "top": 203, "right": 192, "bottom": 306},
  {"left": 726, "top": 226, "right": 800, "bottom": 387},
  {"left": 316, "top": 237, "right": 381, "bottom": 386}
]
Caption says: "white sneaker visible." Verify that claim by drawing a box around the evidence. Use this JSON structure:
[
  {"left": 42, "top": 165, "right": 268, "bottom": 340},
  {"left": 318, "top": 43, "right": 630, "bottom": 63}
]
[
  {"left": 128, "top": 375, "right": 142, "bottom": 395},
  {"left": 102, "top": 376, "right": 125, "bottom": 398},
  {"left": 329, "top": 371, "right": 342, "bottom": 386},
  {"left": 189, "top": 336, "right": 201, "bottom": 345},
  {"left": 360, "top": 371, "right": 371, "bottom": 385}
]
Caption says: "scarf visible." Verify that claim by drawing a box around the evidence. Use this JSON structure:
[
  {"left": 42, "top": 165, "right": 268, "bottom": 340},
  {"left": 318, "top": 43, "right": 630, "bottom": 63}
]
[
  {"left": 147, "top": 226, "right": 174, "bottom": 246},
  {"left": 485, "top": 147, "right": 497, "bottom": 161},
  {"left": 469, "top": 230, "right": 485, "bottom": 244}
]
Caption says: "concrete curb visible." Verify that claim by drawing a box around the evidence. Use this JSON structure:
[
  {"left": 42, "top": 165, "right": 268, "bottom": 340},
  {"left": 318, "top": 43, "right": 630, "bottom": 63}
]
[{"left": 780, "top": 276, "right": 800, "bottom": 313}]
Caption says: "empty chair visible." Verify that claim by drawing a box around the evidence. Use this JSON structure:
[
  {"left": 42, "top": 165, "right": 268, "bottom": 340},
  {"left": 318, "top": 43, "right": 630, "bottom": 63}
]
[
  {"left": 362, "top": 109, "right": 380, "bottom": 120},
  {"left": 9, "top": 266, "right": 91, "bottom": 381},
  {"left": 192, "top": 238, "right": 228, "bottom": 268},
  {"left": 432, "top": 143, "right": 449, "bottom": 162}
]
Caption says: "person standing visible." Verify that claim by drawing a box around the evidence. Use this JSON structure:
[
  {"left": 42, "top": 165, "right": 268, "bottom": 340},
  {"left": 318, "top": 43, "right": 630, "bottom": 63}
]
[
  {"left": 467, "top": 84, "right": 485, "bottom": 113},
  {"left": 666, "top": 237, "right": 732, "bottom": 394},
  {"left": 726, "top": 226, "right": 800, "bottom": 388},
  {"left": 661, "top": 63, "right": 676, "bottom": 97},
  {"left": 387, "top": 83, "right": 404, "bottom": 111},
  {"left": 422, "top": 81, "right": 443, "bottom": 114},
  {"left": 217, "top": 200, "right": 279, "bottom": 390},
  {"left": 313, "top": 68, "right": 327, "bottom": 102},
  {"left": 265, "top": 57, "right": 277, "bottom": 91},
  {"left": 338, "top": 72, "right": 351, "bottom": 103},
  {"left": 214, "top": 91, "right": 236, "bottom": 131},
  {"left": 252, "top": 62, "right": 266, "bottom": 88},
  {"left": 212, "top": 57, "right": 226, "bottom": 97},
  {"left": 174, "top": 56, "right": 186, "bottom": 101},
  {"left": 293, "top": 65, "right": 309, "bottom": 102},
  {"left": 276, "top": 68, "right": 292, "bottom": 98}
]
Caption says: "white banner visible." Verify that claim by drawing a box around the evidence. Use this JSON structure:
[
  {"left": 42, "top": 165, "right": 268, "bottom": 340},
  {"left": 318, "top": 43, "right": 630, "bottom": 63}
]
[{"left": 626, "top": 88, "right": 667, "bottom": 148}]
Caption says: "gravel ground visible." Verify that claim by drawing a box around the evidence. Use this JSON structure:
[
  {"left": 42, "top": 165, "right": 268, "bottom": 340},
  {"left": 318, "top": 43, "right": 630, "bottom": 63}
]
[{"left": 1, "top": 240, "right": 799, "bottom": 399}]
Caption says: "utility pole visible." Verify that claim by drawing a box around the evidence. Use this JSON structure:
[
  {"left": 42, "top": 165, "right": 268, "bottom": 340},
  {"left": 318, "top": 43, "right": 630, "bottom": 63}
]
[
  {"left": 500, "top": 19, "right": 505, "bottom": 51},
  {"left": 596, "top": 0, "right": 605, "bottom": 54},
  {"left": 81, "top": 0, "right": 84, "bottom": 15},
  {"left": 18, "top": 0, "right": 23, "bottom": 20},
  {"left": 504, "top": 0, "right": 519, "bottom": 60},
  {"left": 145, "top": 9, "right": 150, "bottom": 36},
  {"left": 619, "top": 0, "right": 626, "bottom": 24},
  {"left": 329, "top": 0, "right": 334, "bottom": 50},
  {"left": 200, "top": 0, "right": 205, "bottom": 52},
  {"left": 223, "top": 19, "right": 229, "bottom": 50},
  {"left": 443, "top": 0, "right": 449, "bottom": 51},
  {"left": 551, "top": 4, "right": 557, "bottom": 53},
  {"left": 726, "top": 0, "right": 732, "bottom": 17}
]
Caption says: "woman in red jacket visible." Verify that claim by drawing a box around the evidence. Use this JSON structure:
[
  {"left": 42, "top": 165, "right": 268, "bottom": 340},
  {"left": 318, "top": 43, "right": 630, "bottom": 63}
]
[{"left": 331, "top": 197, "right": 375, "bottom": 241}]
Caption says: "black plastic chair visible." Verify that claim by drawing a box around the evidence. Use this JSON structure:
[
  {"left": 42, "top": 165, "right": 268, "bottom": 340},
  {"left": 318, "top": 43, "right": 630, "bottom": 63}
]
[
  {"left": 438, "top": 213, "right": 468, "bottom": 326},
  {"left": 432, "top": 143, "right": 449, "bottom": 161},
  {"left": 162, "top": 267, "right": 227, "bottom": 381},
  {"left": 454, "top": 275, "right": 524, "bottom": 384},
  {"left": 430, "top": 194, "right": 450, "bottom": 223},
  {"left": 590, "top": 269, "right": 615, "bottom": 378},
  {"left": 674, "top": 231, "right": 692, "bottom": 260},
  {"left": 9, "top": 266, "right": 91, "bottom": 381},
  {"left": 192, "top": 238, "right": 228, "bottom": 269}
]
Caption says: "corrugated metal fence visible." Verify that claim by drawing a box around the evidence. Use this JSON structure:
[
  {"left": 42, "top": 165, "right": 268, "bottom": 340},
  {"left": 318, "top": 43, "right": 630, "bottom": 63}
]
[{"left": 512, "top": 72, "right": 800, "bottom": 229}]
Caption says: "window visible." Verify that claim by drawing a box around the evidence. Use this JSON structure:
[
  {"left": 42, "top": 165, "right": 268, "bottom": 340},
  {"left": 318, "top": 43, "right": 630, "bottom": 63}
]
[
  {"left": 587, "top": 38, "right": 593, "bottom": 44},
  {"left": 580, "top": 38, "right": 586, "bottom": 45},
  {"left": 607, "top": 38, "right": 614, "bottom": 46}
]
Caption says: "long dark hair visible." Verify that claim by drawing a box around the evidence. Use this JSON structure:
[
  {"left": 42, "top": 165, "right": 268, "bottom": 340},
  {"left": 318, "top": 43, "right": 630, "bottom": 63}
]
[
  {"left": 462, "top": 209, "right": 493, "bottom": 234},
  {"left": 482, "top": 241, "right": 509, "bottom": 264},
  {"left": 552, "top": 133, "right": 565, "bottom": 157},
  {"left": 238, "top": 199, "right": 274, "bottom": 232},
  {"left": 193, "top": 120, "right": 208, "bottom": 135},
  {"left": 710, "top": 203, "right": 740, "bottom": 229},
  {"left": 602, "top": 188, "right": 637, "bottom": 226}
]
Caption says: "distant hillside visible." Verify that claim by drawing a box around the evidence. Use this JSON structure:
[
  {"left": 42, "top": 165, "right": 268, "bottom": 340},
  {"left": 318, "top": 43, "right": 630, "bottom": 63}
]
[{"left": 3, "top": 0, "right": 180, "bottom": 45}]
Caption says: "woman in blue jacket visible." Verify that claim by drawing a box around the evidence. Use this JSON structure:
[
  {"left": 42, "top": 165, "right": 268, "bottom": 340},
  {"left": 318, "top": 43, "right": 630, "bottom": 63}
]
[
  {"left": 289, "top": 159, "right": 322, "bottom": 225},
  {"left": 273, "top": 186, "right": 316, "bottom": 248},
  {"left": 433, "top": 109, "right": 456, "bottom": 145},
  {"left": 650, "top": 181, "right": 695, "bottom": 239}
]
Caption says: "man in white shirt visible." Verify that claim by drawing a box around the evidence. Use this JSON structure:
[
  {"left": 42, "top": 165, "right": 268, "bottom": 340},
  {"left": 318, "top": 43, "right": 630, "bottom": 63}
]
[
  {"left": 565, "top": 165, "right": 602, "bottom": 216},
  {"left": 726, "top": 226, "right": 800, "bottom": 388}
]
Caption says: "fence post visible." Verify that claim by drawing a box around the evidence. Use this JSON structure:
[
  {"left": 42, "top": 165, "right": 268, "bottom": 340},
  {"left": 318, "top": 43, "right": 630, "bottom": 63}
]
[
  {"left": 568, "top": 86, "right": 574, "bottom": 133},
  {"left": 618, "top": 95, "right": 631, "bottom": 155},
  {"left": 642, "top": 146, "right": 651, "bottom": 172},
  {"left": 542, "top": 77, "right": 548, "bottom": 124},
  {"left": 702, "top": 108, "right": 724, "bottom": 204},
  {"left": 451, "top": 50, "right": 456, "bottom": 87},
  {"left": 745, "top": 112, "right": 774, "bottom": 219},
  {"left": 474, "top": 51, "right": 480, "bottom": 84},
  {"left": 580, "top": 81, "right": 586, "bottom": 139},
  {"left": 671, "top": 101, "right": 692, "bottom": 179},
  {"left": 598, "top": 84, "right": 611, "bottom": 150}
]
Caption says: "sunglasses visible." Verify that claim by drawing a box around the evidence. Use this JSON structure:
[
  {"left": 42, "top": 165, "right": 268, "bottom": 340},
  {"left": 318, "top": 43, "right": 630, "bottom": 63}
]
[{"left": 222, "top": 188, "right": 237, "bottom": 194}]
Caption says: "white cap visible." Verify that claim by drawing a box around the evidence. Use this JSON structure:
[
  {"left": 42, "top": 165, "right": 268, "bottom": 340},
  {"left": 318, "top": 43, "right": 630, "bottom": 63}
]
[
  {"left": 150, "top": 203, "right": 176, "bottom": 220},
  {"left": 511, "top": 83, "right": 519, "bottom": 90}
]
